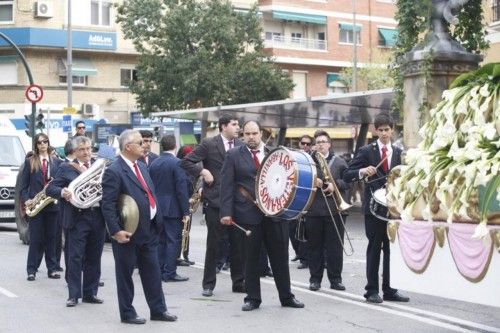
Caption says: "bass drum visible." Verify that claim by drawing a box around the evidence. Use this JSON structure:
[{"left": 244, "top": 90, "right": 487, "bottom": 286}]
[{"left": 255, "top": 147, "right": 317, "bottom": 220}]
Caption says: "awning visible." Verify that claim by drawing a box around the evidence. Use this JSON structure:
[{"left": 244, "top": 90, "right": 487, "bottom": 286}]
[
  {"left": 326, "top": 73, "right": 339, "bottom": 87},
  {"left": 378, "top": 28, "right": 397, "bottom": 47},
  {"left": 285, "top": 127, "right": 372, "bottom": 139},
  {"left": 272, "top": 11, "right": 327, "bottom": 25},
  {"left": 180, "top": 134, "right": 197, "bottom": 145},
  {"left": 59, "top": 58, "right": 97, "bottom": 76},
  {"left": 339, "top": 23, "right": 361, "bottom": 32}
]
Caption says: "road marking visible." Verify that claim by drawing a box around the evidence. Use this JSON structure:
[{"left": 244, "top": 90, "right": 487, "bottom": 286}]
[
  {"left": 192, "top": 264, "right": 499, "bottom": 333},
  {"left": 0, "top": 286, "right": 18, "bottom": 298},
  {"left": 0, "top": 232, "right": 17, "bottom": 236}
]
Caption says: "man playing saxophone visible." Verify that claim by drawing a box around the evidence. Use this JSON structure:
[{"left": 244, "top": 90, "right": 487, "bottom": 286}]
[
  {"left": 306, "top": 130, "right": 351, "bottom": 292},
  {"left": 20, "top": 133, "right": 62, "bottom": 282},
  {"left": 46, "top": 136, "right": 106, "bottom": 307}
]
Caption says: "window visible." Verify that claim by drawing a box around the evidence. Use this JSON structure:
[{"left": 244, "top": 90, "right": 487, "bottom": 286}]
[
  {"left": 339, "top": 24, "right": 361, "bottom": 44},
  {"left": 493, "top": 0, "right": 500, "bottom": 22},
  {"left": 120, "top": 68, "right": 138, "bottom": 87},
  {"left": 265, "top": 32, "right": 282, "bottom": 41},
  {"left": 291, "top": 32, "right": 302, "bottom": 43},
  {"left": 91, "top": 0, "right": 112, "bottom": 26},
  {"left": 59, "top": 75, "right": 88, "bottom": 86},
  {"left": 0, "top": 57, "right": 17, "bottom": 85},
  {"left": 0, "top": 0, "right": 13, "bottom": 23},
  {"left": 291, "top": 72, "right": 307, "bottom": 99}
]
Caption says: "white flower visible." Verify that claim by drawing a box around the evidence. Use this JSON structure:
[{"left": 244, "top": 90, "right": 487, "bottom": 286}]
[
  {"left": 479, "top": 83, "right": 490, "bottom": 97},
  {"left": 471, "top": 223, "right": 489, "bottom": 240},
  {"left": 421, "top": 204, "right": 433, "bottom": 222},
  {"left": 442, "top": 87, "right": 460, "bottom": 101},
  {"left": 401, "top": 205, "right": 415, "bottom": 224},
  {"left": 483, "top": 123, "right": 497, "bottom": 141}
]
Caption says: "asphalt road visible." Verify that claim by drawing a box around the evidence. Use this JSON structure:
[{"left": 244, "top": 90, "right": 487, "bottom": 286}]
[{"left": 0, "top": 210, "right": 499, "bottom": 333}]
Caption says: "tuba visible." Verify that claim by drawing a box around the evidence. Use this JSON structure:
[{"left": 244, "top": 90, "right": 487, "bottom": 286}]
[
  {"left": 26, "top": 181, "right": 57, "bottom": 217},
  {"left": 67, "top": 159, "right": 106, "bottom": 209}
]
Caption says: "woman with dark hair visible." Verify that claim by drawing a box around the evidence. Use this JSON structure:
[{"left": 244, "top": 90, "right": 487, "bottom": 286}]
[{"left": 19, "top": 133, "right": 62, "bottom": 281}]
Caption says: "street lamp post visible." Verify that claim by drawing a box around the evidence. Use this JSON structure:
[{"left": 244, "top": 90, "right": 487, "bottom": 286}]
[{"left": 352, "top": 0, "right": 358, "bottom": 92}]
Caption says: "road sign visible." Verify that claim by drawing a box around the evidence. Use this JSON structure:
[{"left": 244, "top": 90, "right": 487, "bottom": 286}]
[
  {"left": 63, "top": 107, "right": 77, "bottom": 114},
  {"left": 62, "top": 115, "right": 72, "bottom": 133},
  {"left": 25, "top": 84, "right": 44, "bottom": 103}
]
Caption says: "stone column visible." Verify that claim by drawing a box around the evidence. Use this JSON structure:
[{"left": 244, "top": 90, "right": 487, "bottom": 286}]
[{"left": 402, "top": 0, "right": 482, "bottom": 148}]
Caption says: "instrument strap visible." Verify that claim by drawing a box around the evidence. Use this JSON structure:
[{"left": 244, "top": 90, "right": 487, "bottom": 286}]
[{"left": 238, "top": 186, "right": 258, "bottom": 206}]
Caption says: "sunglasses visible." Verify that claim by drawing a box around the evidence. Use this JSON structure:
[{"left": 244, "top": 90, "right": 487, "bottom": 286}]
[
  {"left": 300, "top": 142, "right": 311, "bottom": 146},
  {"left": 37, "top": 140, "right": 49, "bottom": 145},
  {"left": 77, "top": 126, "right": 86, "bottom": 129}
]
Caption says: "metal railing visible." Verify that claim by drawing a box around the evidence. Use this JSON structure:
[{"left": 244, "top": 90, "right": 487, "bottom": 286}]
[{"left": 264, "top": 35, "right": 327, "bottom": 51}]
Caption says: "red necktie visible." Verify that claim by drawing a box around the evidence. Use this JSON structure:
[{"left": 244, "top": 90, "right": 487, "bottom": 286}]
[
  {"left": 42, "top": 159, "right": 48, "bottom": 185},
  {"left": 228, "top": 140, "right": 233, "bottom": 150},
  {"left": 133, "top": 162, "right": 156, "bottom": 209},
  {"left": 381, "top": 146, "right": 389, "bottom": 173},
  {"left": 83, "top": 162, "right": 90, "bottom": 169},
  {"left": 251, "top": 150, "right": 260, "bottom": 169}
]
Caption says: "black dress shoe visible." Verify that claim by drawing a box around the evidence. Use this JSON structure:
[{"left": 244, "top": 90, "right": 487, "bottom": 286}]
[
  {"left": 186, "top": 260, "right": 195, "bottom": 265},
  {"left": 309, "top": 282, "right": 320, "bottom": 291},
  {"left": 151, "top": 312, "right": 177, "bottom": 322},
  {"left": 291, "top": 255, "right": 300, "bottom": 262},
  {"left": 202, "top": 289, "right": 213, "bottom": 297},
  {"left": 164, "top": 274, "right": 189, "bottom": 282},
  {"left": 121, "top": 316, "right": 146, "bottom": 325},
  {"left": 48, "top": 272, "right": 61, "bottom": 279},
  {"left": 383, "top": 291, "right": 410, "bottom": 302},
  {"left": 99, "top": 281, "right": 104, "bottom": 287},
  {"left": 66, "top": 298, "right": 78, "bottom": 307},
  {"left": 260, "top": 270, "right": 273, "bottom": 277},
  {"left": 366, "top": 294, "right": 383, "bottom": 304},
  {"left": 82, "top": 295, "right": 104, "bottom": 304},
  {"left": 281, "top": 297, "right": 305, "bottom": 308},
  {"left": 242, "top": 302, "right": 259, "bottom": 311},
  {"left": 27, "top": 274, "right": 36, "bottom": 281},
  {"left": 55, "top": 267, "right": 64, "bottom": 272},
  {"left": 297, "top": 262, "right": 308, "bottom": 269},
  {"left": 330, "top": 282, "right": 346, "bottom": 291},
  {"left": 232, "top": 285, "right": 246, "bottom": 293},
  {"left": 176, "top": 260, "right": 189, "bottom": 267}
]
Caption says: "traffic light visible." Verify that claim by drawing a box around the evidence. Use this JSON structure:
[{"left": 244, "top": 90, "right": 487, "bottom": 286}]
[
  {"left": 24, "top": 114, "right": 34, "bottom": 137},
  {"left": 36, "top": 112, "right": 45, "bottom": 130}
]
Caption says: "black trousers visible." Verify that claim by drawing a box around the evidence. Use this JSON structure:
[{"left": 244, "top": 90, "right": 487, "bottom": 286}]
[
  {"left": 364, "top": 214, "right": 396, "bottom": 297},
  {"left": 111, "top": 229, "right": 167, "bottom": 320},
  {"left": 202, "top": 206, "right": 245, "bottom": 290},
  {"left": 26, "top": 210, "right": 58, "bottom": 275},
  {"left": 66, "top": 209, "right": 105, "bottom": 299},
  {"left": 242, "top": 220, "right": 294, "bottom": 305},
  {"left": 305, "top": 215, "right": 345, "bottom": 285}
]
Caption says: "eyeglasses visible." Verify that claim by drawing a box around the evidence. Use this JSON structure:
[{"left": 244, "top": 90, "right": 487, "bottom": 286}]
[
  {"left": 300, "top": 141, "right": 311, "bottom": 146},
  {"left": 315, "top": 140, "right": 329, "bottom": 144},
  {"left": 37, "top": 140, "right": 49, "bottom": 145},
  {"left": 77, "top": 126, "right": 86, "bottom": 129}
]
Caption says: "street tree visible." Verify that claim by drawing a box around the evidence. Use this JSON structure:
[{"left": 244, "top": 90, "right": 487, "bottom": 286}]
[{"left": 116, "top": 0, "right": 294, "bottom": 115}]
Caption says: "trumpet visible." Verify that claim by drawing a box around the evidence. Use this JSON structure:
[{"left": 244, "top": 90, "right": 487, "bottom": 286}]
[
  {"left": 314, "top": 151, "right": 354, "bottom": 256},
  {"left": 26, "top": 180, "right": 57, "bottom": 217}
]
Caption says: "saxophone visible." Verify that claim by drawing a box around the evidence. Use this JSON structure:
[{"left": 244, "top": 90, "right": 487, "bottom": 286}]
[
  {"left": 26, "top": 181, "right": 57, "bottom": 217},
  {"left": 188, "top": 176, "right": 203, "bottom": 214},
  {"left": 314, "top": 151, "right": 352, "bottom": 212}
]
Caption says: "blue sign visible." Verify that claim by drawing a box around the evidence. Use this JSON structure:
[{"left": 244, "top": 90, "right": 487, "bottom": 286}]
[
  {"left": 62, "top": 115, "right": 72, "bottom": 133},
  {"left": 0, "top": 28, "right": 116, "bottom": 50}
]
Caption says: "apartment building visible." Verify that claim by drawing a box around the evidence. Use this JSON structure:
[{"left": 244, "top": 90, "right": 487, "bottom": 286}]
[
  {"left": 235, "top": 0, "right": 397, "bottom": 98},
  {"left": 0, "top": 0, "right": 137, "bottom": 143},
  {"left": 484, "top": 0, "right": 500, "bottom": 63}
]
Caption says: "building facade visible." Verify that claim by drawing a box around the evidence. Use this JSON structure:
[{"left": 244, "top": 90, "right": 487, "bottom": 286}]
[{"left": 484, "top": 0, "right": 500, "bottom": 64}]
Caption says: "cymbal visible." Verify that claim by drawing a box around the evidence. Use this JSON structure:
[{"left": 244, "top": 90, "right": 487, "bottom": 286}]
[{"left": 118, "top": 194, "right": 139, "bottom": 235}]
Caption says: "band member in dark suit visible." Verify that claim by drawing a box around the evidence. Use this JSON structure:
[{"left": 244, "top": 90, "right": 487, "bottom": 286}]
[
  {"left": 343, "top": 113, "right": 409, "bottom": 304},
  {"left": 137, "top": 130, "right": 158, "bottom": 166},
  {"left": 220, "top": 120, "right": 304, "bottom": 311},
  {"left": 150, "top": 135, "right": 190, "bottom": 282},
  {"left": 101, "top": 129, "right": 177, "bottom": 324},
  {"left": 306, "top": 130, "right": 350, "bottom": 292},
  {"left": 46, "top": 136, "right": 106, "bottom": 307},
  {"left": 181, "top": 114, "right": 245, "bottom": 297},
  {"left": 20, "top": 133, "right": 62, "bottom": 281}
]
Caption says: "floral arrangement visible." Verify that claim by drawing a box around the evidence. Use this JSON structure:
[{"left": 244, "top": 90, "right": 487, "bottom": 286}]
[{"left": 388, "top": 63, "right": 500, "bottom": 239}]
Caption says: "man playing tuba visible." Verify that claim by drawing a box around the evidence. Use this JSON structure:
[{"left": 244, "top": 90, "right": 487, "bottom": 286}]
[{"left": 47, "top": 136, "right": 106, "bottom": 307}]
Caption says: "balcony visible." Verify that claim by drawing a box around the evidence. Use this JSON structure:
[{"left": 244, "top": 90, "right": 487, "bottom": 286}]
[{"left": 264, "top": 35, "right": 327, "bottom": 51}]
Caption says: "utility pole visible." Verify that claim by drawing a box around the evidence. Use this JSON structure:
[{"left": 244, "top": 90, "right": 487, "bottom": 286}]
[
  {"left": 67, "top": 0, "right": 73, "bottom": 138},
  {"left": 352, "top": 0, "right": 358, "bottom": 92}
]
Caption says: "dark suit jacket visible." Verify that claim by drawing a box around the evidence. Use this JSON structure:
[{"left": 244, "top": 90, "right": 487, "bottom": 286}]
[
  {"left": 343, "top": 142, "right": 401, "bottom": 215},
  {"left": 180, "top": 134, "right": 242, "bottom": 208},
  {"left": 20, "top": 156, "right": 62, "bottom": 213},
  {"left": 149, "top": 152, "right": 189, "bottom": 219},
  {"left": 138, "top": 152, "right": 159, "bottom": 167},
  {"left": 219, "top": 145, "right": 268, "bottom": 225},
  {"left": 101, "top": 156, "right": 161, "bottom": 244},
  {"left": 46, "top": 159, "right": 98, "bottom": 228},
  {"left": 307, "top": 152, "right": 350, "bottom": 217}
]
